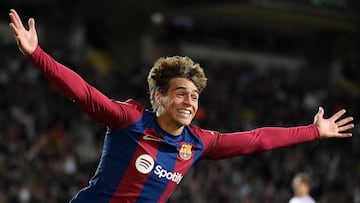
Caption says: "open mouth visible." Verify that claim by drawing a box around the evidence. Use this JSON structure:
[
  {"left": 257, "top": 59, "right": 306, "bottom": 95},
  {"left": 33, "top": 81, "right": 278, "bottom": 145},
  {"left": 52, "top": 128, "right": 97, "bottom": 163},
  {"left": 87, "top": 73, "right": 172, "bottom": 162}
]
[{"left": 177, "top": 109, "right": 191, "bottom": 116}]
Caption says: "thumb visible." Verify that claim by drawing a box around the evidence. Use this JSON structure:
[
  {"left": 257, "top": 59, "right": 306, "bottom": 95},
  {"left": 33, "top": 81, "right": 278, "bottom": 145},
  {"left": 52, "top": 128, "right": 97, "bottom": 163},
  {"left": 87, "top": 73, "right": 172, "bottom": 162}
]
[
  {"left": 317, "top": 106, "right": 324, "bottom": 118},
  {"left": 28, "top": 18, "right": 36, "bottom": 33},
  {"left": 314, "top": 106, "right": 324, "bottom": 124}
]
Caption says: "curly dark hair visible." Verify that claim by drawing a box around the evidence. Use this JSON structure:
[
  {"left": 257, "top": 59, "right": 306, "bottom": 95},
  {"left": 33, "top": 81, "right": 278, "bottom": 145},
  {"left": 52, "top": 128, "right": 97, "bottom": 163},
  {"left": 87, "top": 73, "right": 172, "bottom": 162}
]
[{"left": 147, "top": 56, "right": 207, "bottom": 112}]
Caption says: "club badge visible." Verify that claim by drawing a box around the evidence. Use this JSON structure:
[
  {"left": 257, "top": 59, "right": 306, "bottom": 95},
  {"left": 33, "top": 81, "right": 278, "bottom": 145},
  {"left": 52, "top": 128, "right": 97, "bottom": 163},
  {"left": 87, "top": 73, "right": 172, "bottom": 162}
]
[{"left": 178, "top": 143, "right": 192, "bottom": 160}]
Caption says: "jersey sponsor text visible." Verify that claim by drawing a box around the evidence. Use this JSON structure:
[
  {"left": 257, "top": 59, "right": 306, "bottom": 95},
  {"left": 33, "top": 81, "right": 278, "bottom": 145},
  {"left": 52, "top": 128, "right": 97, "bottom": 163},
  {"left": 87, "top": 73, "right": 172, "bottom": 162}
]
[{"left": 154, "top": 165, "right": 183, "bottom": 184}]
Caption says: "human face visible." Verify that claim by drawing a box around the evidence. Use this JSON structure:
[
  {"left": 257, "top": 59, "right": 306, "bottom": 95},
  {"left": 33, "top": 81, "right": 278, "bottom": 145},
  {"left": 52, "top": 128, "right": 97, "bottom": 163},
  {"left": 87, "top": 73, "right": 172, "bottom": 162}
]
[
  {"left": 293, "top": 179, "right": 310, "bottom": 196},
  {"left": 156, "top": 77, "right": 199, "bottom": 135}
]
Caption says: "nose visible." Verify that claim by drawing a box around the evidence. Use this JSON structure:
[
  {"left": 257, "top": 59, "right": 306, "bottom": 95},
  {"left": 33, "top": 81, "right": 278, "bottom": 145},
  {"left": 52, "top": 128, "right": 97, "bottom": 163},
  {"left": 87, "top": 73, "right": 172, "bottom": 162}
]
[{"left": 183, "top": 94, "right": 192, "bottom": 105}]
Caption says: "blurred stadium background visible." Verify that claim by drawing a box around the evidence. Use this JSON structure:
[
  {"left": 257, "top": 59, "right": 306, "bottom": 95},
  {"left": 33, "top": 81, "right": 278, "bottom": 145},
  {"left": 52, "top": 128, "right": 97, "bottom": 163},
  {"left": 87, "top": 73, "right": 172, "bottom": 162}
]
[{"left": 0, "top": 0, "right": 360, "bottom": 202}]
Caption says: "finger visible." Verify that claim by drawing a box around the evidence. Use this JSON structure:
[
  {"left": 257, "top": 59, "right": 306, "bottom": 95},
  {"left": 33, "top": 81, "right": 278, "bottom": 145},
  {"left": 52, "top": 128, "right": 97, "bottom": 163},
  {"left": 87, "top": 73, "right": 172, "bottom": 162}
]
[
  {"left": 336, "top": 117, "right": 354, "bottom": 127},
  {"left": 316, "top": 106, "right": 324, "bottom": 119},
  {"left": 338, "top": 123, "right": 355, "bottom": 132},
  {"left": 9, "top": 22, "right": 18, "bottom": 36},
  {"left": 329, "top": 109, "right": 346, "bottom": 122},
  {"left": 9, "top": 9, "right": 23, "bottom": 29},
  {"left": 337, "top": 133, "right": 352, "bottom": 138},
  {"left": 28, "top": 18, "right": 36, "bottom": 33},
  {"left": 9, "top": 15, "right": 21, "bottom": 36}
]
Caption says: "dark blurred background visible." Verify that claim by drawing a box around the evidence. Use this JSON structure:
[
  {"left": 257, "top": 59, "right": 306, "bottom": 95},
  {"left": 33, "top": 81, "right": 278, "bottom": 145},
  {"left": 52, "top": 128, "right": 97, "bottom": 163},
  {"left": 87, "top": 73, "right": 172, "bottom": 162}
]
[{"left": 0, "top": 0, "right": 360, "bottom": 202}]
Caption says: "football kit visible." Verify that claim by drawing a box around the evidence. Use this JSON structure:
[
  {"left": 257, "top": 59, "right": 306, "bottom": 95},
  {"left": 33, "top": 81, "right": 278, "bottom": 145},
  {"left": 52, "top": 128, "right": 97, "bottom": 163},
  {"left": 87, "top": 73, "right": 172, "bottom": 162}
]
[{"left": 29, "top": 46, "right": 320, "bottom": 203}]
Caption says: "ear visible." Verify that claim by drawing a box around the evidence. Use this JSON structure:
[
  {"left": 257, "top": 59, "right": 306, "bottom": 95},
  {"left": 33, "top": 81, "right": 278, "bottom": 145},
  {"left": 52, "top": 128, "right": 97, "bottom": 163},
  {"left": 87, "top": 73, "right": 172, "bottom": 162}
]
[{"left": 155, "top": 91, "right": 162, "bottom": 105}]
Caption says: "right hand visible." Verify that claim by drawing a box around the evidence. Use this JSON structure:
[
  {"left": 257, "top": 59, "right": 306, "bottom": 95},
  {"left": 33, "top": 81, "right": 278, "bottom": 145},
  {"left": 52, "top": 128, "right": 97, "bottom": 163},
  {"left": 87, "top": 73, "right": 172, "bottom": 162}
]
[
  {"left": 9, "top": 9, "right": 38, "bottom": 56},
  {"left": 313, "top": 106, "right": 354, "bottom": 139}
]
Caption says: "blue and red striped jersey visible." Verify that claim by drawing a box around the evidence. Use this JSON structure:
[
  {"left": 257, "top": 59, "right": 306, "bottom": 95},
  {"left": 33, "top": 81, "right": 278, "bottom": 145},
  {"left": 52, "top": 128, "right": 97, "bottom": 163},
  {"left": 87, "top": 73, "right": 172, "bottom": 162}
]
[
  {"left": 29, "top": 46, "right": 320, "bottom": 203},
  {"left": 71, "top": 102, "right": 206, "bottom": 202}
]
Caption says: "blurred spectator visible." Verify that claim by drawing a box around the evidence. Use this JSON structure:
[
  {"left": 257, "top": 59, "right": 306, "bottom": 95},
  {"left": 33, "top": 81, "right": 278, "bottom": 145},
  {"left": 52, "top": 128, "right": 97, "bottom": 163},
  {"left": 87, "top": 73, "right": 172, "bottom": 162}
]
[{"left": 289, "top": 172, "right": 316, "bottom": 203}]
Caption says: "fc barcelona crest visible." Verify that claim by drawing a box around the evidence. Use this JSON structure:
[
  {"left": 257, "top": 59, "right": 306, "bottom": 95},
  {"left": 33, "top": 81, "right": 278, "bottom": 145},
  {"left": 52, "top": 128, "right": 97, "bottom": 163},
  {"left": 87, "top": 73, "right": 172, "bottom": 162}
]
[{"left": 179, "top": 143, "right": 192, "bottom": 160}]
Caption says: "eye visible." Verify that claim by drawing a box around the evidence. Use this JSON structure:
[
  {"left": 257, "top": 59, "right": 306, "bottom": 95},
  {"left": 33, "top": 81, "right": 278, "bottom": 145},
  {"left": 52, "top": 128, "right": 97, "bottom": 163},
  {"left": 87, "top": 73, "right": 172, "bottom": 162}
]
[{"left": 191, "top": 94, "right": 199, "bottom": 101}]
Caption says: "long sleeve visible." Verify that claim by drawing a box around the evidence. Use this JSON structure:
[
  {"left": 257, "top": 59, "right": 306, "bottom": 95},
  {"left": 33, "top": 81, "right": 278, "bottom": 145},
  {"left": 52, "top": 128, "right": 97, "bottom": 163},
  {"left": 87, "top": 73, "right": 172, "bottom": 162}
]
[
  {"left": 28, "top": 46, "right": 143, "bottom": 129},
  {"left": 197, "top": 124, "right": 320, "bottom": 159}
]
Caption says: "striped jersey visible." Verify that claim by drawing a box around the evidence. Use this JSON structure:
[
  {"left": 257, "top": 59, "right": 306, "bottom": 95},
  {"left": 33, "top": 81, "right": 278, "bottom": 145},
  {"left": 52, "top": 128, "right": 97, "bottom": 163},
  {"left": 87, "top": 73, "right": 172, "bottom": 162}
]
[{"left": 28, "top": 46, "right": 320, "bottom": 203}]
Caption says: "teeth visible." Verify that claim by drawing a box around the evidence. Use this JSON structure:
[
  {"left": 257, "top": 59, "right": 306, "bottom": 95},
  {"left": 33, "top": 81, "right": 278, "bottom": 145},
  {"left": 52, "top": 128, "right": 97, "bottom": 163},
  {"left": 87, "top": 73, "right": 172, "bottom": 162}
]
[{"left": 178, "top": 109, "right": 191, "bottom": 115}]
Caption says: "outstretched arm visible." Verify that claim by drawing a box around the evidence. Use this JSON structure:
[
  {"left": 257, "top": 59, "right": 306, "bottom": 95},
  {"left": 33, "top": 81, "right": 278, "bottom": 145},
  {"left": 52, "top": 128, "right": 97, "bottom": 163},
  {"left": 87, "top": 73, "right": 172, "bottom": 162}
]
[
  {"left": 314, "top": 107, "right": 354, "bottom": 138},
  {"left": 9, "top": 9, "right": 37, "bottom": 56},
  {"left": 199, "top": 107, "right": 354, "bottom": 159},
  {"left": 8, "top": 9, "right": 143, "bottom": 129}
]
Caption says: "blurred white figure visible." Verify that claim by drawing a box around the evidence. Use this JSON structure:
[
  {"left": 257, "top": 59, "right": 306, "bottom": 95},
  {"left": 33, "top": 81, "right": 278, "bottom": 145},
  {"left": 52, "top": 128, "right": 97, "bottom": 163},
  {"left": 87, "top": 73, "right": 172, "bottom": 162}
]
[{"left": 289, "top": 173, "right": 316, "bottom": 203}]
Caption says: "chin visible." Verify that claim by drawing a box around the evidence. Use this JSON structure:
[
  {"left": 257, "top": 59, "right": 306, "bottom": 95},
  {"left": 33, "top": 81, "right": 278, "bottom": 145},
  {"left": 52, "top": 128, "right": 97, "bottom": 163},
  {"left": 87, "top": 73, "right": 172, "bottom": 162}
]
[
  {"left": 179, "top": 119, "right": 192, "bottom": 126},
  {"left": 174, "top": 115, "right": 194, "bottom": 126}
]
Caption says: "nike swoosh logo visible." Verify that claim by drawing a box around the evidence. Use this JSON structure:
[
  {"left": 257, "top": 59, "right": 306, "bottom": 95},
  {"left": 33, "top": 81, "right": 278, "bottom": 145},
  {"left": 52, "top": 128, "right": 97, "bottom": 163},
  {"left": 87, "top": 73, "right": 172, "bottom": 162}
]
[{"left": 143, "top": 135, "right": 162, "bottom": 142}]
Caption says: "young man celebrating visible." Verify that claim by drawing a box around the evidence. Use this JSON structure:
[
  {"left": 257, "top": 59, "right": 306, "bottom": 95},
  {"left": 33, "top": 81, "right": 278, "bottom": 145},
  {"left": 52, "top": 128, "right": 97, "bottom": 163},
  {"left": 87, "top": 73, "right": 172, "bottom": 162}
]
[{"left": 8, "top": 9, "right": 354, "bottom": 203}]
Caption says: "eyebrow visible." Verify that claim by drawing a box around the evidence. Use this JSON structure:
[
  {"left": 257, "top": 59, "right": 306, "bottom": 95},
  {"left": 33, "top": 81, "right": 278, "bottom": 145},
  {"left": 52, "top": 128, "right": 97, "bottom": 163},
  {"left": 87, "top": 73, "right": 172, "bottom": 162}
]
[{"left": 175, "top": 86, "right": 200, "bottom": 94}]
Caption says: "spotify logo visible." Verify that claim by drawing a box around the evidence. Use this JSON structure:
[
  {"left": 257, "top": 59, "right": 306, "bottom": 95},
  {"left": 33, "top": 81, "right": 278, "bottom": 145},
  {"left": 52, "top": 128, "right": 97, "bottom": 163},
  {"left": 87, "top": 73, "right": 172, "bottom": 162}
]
[{"left": 135, "top": 154, "right": 155, "bottom": 174}]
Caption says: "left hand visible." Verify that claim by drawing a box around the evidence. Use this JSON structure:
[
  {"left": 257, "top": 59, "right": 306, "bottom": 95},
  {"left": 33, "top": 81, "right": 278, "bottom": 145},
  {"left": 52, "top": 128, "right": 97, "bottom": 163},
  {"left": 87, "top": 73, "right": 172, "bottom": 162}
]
[
  {"left": 9, "top": 9, "right": 38, "bottom": 56},
  {"left": 314, "top": 106, "right": 354, "bottom": 138}
]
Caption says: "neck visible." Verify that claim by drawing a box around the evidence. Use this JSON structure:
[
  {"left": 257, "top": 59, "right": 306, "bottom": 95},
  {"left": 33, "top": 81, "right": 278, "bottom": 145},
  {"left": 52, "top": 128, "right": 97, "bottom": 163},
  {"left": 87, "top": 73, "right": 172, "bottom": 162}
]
[
  {"left": 156, "top": 114, "right": 184, "bottom": 136},
  {"left": 295, "top": 191, "right": 308, "bottom": 197}
]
